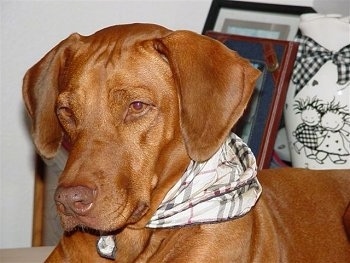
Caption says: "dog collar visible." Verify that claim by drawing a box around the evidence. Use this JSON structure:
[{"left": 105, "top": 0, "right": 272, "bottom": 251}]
[{"left": 146, "top": 132, "right": 262, "bottom": 228}]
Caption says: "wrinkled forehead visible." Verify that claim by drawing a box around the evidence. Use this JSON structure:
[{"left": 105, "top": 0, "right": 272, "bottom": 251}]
[{"left": 60, "top": 24, "right": 172, "bottom": 91}]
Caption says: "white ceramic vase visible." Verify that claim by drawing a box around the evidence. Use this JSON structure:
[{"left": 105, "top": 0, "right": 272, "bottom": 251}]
[{"left": 284, "top": 14, "right": 350, "bottom": 169}]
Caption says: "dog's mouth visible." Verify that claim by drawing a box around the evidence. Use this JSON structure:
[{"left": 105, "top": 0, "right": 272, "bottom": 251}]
[{"left": 57, "top": 199, "right": 150, "bottom": 232}]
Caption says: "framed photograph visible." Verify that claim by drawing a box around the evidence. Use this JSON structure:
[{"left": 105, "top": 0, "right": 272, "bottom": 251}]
[
  {"left": 202, "top": 0, "right": 315, "bottom": 40},
  {"left": 205, "top": 31, "right": 299, "bottom": 169}
]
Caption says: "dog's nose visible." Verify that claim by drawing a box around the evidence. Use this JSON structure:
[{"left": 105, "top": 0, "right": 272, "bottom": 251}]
[{"left": 55, "top": 185, "right": 95, "bottom": 216}]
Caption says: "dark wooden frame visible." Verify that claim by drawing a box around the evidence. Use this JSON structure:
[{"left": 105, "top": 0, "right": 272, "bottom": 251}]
[{"left": 202, "top": 0, "right": 315, "bottom": 40}]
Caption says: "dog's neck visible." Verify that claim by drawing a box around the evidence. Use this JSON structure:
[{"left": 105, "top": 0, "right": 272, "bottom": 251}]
[
  {"left": 97, "top": 132, "right": 262, "bottom": 259},
  {"left": 146, "top": 132, "right": 262, "bottom": 228}
]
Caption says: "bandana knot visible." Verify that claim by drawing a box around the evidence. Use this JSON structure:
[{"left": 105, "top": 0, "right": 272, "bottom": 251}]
[{"left": 292, "top": 35, "right": 350, "bottom": 95}]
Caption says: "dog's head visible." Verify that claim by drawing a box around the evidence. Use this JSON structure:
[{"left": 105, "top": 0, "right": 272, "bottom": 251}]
[{"left": 23, "top": 23, "right": 260, "bottom": 232}]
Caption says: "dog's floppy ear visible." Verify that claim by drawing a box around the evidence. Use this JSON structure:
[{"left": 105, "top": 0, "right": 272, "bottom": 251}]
[
  {"left": 153, "top": 31, "right": 260, "bottom": 161},
  {"left": 23, "top": 34, "right": 80, "bottom": 159}
]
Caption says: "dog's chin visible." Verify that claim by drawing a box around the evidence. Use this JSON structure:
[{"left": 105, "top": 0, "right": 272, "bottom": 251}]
[
  {"left": 60, "top": 202, "right": 150, "bottom": 233},
  {"left": 57, "top": 210, "right": 121, "bottom": 232},
  {"left": 60, "top": 216, "right": 126, "bottom": 233}
]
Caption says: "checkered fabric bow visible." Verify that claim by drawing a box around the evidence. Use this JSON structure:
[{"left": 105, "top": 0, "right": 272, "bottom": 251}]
[{"left": 292, "top": 35, "right": 350, "bottom": 95}]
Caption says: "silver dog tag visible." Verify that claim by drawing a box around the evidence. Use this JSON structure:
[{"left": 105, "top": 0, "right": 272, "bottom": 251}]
[{"left": 96, "top": 235, "right": 117, "bottom": 260}]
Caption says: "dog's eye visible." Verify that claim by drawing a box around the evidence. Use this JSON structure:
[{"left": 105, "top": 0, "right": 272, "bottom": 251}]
[
  {"left": 125, "top": 101, "right": 151, "bottom": 122},
  {"left": 130, "top": 101, "right": 146, "bottom": 112},
  {"left": 128, "top": 101, "right": 150, "bottom": 114},
  {"left": 57, "top": 106, "right": 73, "bottom": 118},
  {"left": 57, "top": 106, "right": 77, "bottom": 129}
]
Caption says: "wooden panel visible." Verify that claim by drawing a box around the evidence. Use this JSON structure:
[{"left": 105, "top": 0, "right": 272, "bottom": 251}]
[{"left": 32, "top": 155, "right": 45, "bottom": 246}]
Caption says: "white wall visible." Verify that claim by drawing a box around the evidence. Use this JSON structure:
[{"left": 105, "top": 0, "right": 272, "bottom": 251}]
[{"left": 1, "top": 0, "right": 348, "bottom": 249}]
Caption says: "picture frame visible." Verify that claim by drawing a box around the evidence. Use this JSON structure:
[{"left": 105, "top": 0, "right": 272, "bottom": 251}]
[
  {"left": 205, "top": 31, "right": 299, "bottom": 169},
  {"left": 202, "top": 0, "right": 315, "bottom": 40}
]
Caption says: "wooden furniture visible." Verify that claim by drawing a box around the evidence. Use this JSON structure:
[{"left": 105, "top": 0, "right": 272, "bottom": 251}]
[
  {"left": 32, "top": 153, "right": 64, "bottom": 247},
  {"left": 0, "top": 246, "right": 54, "bottom": 263}
]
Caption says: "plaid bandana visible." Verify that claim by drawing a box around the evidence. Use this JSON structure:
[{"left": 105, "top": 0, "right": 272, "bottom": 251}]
[
  {"left": 97, "top": 133, "right": 262, "bottom": 259},
  {"left": 292, "top": 35, "right": 350, "bottom": 96},
  {"left": 146, "top": 132, "right": 262, "bottom": 228}
]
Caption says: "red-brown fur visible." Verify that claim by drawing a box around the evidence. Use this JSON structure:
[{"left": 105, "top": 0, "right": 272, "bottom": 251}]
[{"left": 23, "top": 23, "right": 350, "bottom": 262}]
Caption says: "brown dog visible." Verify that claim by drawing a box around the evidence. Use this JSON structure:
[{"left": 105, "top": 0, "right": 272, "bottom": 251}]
[{"left": 23, "top": 23, "right": 350, "bottom": 262}]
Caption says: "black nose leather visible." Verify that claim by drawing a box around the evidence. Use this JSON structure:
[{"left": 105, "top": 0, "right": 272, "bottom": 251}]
[{"left": 55, "top": 185, "right": 95, "bottom": 216}]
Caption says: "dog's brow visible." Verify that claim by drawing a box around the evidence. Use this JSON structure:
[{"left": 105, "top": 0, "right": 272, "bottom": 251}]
[{"left": 109, "top": 89, "right": 129, "bottom": 102}]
